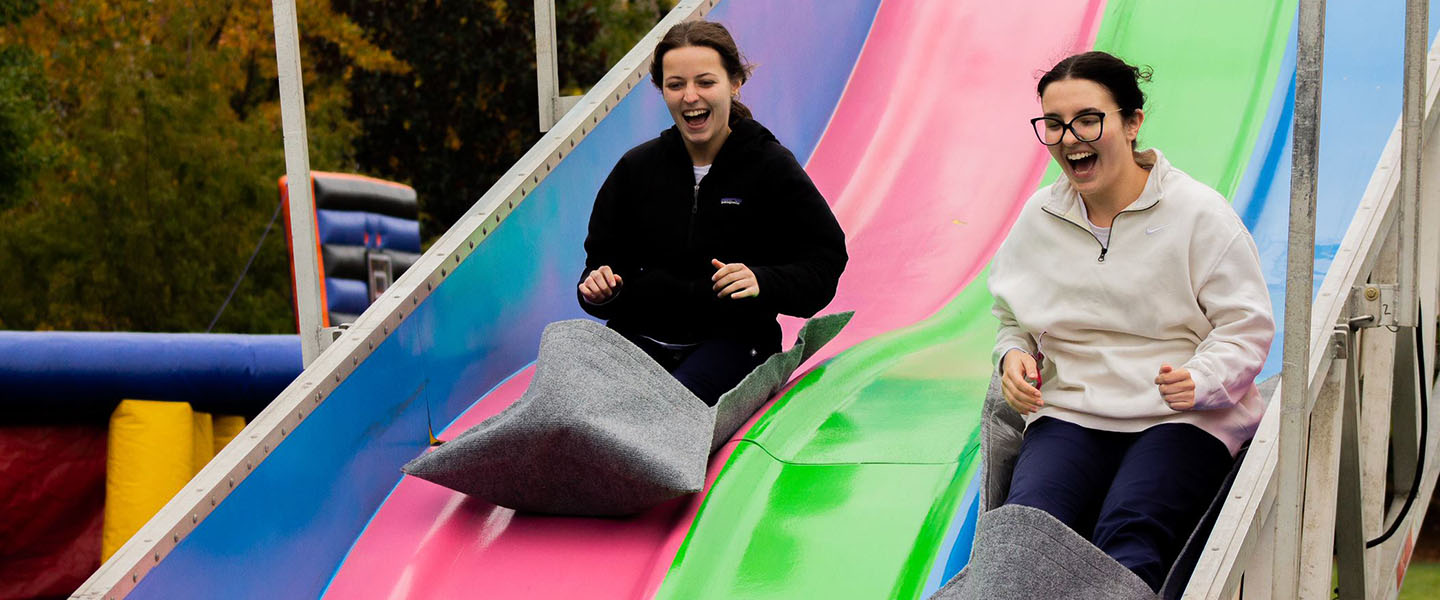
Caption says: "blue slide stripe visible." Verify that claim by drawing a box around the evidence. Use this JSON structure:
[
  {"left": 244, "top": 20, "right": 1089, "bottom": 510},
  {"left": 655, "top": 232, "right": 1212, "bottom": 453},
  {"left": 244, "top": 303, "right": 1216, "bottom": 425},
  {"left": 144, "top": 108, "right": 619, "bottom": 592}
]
[
  {"left": 128, "top": 2, "right": 879, "bottom": 597},
  {"left": 1232, "top": 1, "right": 1440, "bottom": 379}
]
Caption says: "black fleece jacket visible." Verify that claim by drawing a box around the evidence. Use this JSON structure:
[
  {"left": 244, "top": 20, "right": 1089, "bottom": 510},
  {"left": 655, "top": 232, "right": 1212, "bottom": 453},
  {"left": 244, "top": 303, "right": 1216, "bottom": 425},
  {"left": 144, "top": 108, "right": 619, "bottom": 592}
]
[{"left": 578, "top": 118, "right": 848, "bottom": 351}]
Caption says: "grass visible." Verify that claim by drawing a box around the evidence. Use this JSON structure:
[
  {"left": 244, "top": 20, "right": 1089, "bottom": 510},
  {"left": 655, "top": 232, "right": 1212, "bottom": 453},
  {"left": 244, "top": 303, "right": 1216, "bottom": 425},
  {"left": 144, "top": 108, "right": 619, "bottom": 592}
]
[{"left": 1400, "top": 561, "right": 1440, "bottom": 599}]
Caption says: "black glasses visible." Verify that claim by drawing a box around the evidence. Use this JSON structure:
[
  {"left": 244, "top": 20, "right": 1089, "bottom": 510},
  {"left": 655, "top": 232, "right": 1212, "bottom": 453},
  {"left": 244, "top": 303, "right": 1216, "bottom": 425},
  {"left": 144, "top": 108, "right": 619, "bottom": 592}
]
[{"left": 1029, "top": 110, "right": 1119, "bottom": 146}]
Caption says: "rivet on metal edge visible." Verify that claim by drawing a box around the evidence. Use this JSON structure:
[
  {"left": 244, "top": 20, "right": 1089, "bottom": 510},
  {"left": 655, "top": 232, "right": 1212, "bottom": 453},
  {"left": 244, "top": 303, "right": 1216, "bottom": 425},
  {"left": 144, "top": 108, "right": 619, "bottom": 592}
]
[
  {"left": 351, "top": 357, "right": 357, "bottom": 366},
  {"left": 281, "top": 428, "right": 287, "bottom": 436},
  {"left": 132, "top": 574, "right": 137, "bottom": 583},
  {"left": 173, "top": 534, "right": 179, "bottom": 542},
  {"left": 154, "top": 553, "right": 159, "bottom": 562},
  {"left": 263, "top": 445, "right": 270, "bottom": 453},
  {"left": 228, "top": 478, "right": 234, "bottom": 488},
  {"left": 192, "top": 514, "right": 198, "bottom": 524},
  {"left": 469, "top": 240, "right": 474, "bottom": 249},
  {"left": 441, "top": 270, "right": 447, "bottom": 277},
  {"left": 246, "top": 462, "right": 252, "bottom": 471}
]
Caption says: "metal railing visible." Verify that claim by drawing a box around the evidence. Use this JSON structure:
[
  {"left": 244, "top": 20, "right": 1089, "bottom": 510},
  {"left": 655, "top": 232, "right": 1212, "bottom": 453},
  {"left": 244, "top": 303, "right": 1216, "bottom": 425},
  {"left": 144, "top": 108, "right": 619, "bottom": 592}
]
[{"left": 1185, "top": 0, "right": 1440, "bottom": 597}]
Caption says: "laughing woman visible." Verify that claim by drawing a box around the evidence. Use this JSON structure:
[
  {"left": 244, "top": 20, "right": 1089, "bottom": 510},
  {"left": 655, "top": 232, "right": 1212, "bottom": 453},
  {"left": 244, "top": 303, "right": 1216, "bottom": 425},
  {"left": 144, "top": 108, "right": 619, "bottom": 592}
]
[
  {"left": 578, "top": 21, "right": 847, "bottom": 407},
  {"left": 988, "top": 51, "right": 1274, "bottom": 590}
]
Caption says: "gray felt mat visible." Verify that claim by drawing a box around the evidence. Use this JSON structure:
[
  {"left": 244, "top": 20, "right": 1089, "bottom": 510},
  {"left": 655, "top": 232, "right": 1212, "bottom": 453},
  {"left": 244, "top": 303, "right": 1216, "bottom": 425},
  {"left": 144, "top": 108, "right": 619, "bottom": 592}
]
[
  {"left": 402, "top": 312, "right": 852, "bottom": 516},
  {"left": 929, "top": 504, "right": 1158, "bottom": 600},
  {"left": 979, "top": 371, "right": 1025, "bottom": 514},
  {"left": 710, "top": 311, "right": 853, "bottom": 452}
]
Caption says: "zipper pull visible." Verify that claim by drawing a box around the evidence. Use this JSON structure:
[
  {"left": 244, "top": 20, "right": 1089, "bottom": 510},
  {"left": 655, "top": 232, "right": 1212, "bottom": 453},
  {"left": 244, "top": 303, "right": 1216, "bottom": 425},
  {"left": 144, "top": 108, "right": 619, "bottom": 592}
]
[
  {"left": 1098, "top": 247, "right": 1108, "bottom": 263},
  {"left": 692, "top": 184, "right": 700, "bottom": 214}
]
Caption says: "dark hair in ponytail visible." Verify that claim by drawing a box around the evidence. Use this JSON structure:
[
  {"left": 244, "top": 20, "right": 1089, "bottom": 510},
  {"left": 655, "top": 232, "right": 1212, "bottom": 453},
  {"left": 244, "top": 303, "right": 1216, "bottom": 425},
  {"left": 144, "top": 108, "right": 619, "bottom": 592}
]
[{"left": 650, "top": 20, "right": 755, "bottom": 123}]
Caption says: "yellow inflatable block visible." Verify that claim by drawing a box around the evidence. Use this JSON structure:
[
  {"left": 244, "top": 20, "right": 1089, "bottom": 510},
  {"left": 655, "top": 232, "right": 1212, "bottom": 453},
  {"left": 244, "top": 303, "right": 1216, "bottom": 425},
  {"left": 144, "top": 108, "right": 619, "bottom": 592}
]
[
  {"left": 102, "top": 404, "right": 250, "bottom": 562},
  {"left": 191, "top": 411, "right": 214, "bottom": 473},
  {"left": 103, "top": 400, "right": 195, "bottom": 562},
  {"left": 212, "top": 414, "right": 246, "bottom": 455}
]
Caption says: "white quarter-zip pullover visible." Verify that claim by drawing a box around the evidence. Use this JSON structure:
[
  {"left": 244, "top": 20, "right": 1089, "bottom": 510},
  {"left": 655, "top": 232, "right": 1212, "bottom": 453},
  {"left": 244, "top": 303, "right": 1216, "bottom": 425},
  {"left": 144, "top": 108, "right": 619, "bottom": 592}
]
[{"left": 989, "top": 149, "right": 1274, "bottom": 454}]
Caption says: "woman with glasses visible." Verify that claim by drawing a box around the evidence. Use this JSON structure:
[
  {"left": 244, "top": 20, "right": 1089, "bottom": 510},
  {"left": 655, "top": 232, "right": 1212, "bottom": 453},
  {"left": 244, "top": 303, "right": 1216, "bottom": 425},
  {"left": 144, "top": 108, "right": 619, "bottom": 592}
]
[
  {"left": 986, "top": 51, "right": 1274, "bottom": 590},
  {"left": 577, "top": 21, "right": 847, "bottom": 407}
]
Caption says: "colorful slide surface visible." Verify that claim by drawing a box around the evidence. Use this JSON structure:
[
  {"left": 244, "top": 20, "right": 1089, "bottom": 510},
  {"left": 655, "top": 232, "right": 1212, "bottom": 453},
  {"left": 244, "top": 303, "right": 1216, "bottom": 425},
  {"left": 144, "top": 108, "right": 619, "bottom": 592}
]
[{"left": 116, "top": 1, "right": 1438, "bottom": 598}]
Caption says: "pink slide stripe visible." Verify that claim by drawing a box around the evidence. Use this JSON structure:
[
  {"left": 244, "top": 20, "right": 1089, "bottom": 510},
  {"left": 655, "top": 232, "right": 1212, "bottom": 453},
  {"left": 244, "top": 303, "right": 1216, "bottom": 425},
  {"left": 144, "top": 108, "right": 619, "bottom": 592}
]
[
  {"left": 323, "top": 367, "right": 751, "bottom": 599},
  {"left": 782, "top": 0, "right": 1104, "bottom": 359},
  {"left": 324, "top": 1, "right": 1104, "bottom": 598}
]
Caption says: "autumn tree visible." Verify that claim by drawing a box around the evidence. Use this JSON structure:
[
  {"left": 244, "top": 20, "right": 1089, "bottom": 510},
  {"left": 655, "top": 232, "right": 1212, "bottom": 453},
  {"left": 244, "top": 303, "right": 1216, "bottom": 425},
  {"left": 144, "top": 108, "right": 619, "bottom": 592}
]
[
  {"left": 0, "top": 0, "right": 404, "bottom": 332},
  {"left": 0, "top": 0, "right": 668, "bottom": 333},
  {"left": 333, "top": 0, "right": 672, "bottom": 237}
]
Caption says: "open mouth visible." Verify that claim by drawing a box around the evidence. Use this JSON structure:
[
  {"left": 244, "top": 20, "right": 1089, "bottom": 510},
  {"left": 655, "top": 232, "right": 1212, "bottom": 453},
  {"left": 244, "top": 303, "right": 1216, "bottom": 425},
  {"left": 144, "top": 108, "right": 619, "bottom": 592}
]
[
  {"left": 682, "top": 108, "right": 711, "bottom": 129},
  {"left": 1066, "top": 151, "right": 1098, "bottom": 178}
]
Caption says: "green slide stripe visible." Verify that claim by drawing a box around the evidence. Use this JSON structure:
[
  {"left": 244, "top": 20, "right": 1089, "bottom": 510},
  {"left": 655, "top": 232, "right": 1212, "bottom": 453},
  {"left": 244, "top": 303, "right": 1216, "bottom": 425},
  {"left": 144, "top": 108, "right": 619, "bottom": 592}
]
[{"left": 655, "top": 2, "right": 1295, "bottom": 599}]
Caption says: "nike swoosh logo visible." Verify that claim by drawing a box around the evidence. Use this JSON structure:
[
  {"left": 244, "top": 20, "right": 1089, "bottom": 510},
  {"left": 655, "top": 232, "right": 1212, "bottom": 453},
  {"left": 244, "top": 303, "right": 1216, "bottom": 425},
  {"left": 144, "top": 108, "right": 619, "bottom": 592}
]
[{"left": 1145, "top": 224, "right": 1169, "bottom": 235}]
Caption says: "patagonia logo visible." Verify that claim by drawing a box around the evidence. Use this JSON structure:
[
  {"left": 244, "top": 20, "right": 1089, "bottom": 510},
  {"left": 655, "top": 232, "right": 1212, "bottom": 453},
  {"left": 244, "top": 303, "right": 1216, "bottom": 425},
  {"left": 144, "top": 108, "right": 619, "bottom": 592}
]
[{"left": 720, "top": 197, "right": 744, "bottom": 206}]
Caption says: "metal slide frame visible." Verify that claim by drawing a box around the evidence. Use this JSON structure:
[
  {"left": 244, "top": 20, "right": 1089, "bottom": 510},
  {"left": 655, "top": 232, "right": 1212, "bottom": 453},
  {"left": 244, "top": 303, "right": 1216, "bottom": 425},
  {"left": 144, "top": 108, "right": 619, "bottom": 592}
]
[
  {"left": 1186, "top": 1, "right": 1440, "bottom": 597},
  {"left": 71, "top": 1, "right": 722, "bottom": 597}
]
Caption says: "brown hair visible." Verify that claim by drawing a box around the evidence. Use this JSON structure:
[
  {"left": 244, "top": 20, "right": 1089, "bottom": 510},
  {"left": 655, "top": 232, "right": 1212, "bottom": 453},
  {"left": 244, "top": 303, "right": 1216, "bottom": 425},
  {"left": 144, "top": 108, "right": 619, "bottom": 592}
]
[
  {"left": 650, "top": 20, "right": 755, "bottom": 123},
  {"left": 1038, "top": 51, "right": 1152, "bottom": 149}
]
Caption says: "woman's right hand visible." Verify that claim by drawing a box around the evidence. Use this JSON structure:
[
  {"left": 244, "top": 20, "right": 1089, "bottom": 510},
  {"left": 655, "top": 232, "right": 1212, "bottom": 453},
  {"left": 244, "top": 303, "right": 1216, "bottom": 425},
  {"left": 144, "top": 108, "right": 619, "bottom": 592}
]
[
  {"left": 579, "top": 266, "right": 623, "bottom": 304},
  {"left": 1001, "top": 348, "right": 1043, "bottom": 415}
]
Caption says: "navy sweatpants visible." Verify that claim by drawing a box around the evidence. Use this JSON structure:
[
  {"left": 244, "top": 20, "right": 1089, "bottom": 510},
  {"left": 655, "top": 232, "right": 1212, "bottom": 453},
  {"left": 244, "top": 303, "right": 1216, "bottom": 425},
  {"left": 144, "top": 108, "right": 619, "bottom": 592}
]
[
  {"left": 1004, "top": 417, "right": 1233, "bottom": 590},
  {"left": 619, "top": 332, "right": 768, "bottom": 407}
]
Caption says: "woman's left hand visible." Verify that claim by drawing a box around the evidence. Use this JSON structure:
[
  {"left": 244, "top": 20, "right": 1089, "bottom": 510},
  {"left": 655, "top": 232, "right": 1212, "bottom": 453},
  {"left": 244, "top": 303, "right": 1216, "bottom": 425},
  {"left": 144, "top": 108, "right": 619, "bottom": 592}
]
[
  {"left": 711, "top": 259, "right": 760, "bottom": 299},
  {"left": 1155, "top": 363, "right": 1196, "bottom": 411}
]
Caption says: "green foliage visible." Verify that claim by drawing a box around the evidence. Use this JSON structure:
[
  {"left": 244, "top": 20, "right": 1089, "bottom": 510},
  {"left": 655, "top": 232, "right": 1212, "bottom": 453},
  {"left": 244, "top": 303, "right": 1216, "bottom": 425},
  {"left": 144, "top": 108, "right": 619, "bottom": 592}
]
[
  {"left": 0, "top": 45, "right": 48, "bottom": 212},
  {"left": 333, "top": 0, "right": 670, "bottom": 238},
  {"left": 0, "top": 0, "right": 401, "bottom": 332},
  {"left": 0, "top": 0, "right": 37, "bottom": 26},
  {"left": 0, "top": 0, "right": 666, "bottom": 332},
  {"left": 1401, "top": 561, "right": 1440, "bottom": 599}
]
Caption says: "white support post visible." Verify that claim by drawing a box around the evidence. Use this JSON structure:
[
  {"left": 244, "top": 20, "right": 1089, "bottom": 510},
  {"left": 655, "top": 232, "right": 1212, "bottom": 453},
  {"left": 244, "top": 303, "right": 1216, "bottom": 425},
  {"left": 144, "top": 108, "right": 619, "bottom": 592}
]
[
  {"left": 1399, "top": 0, "right": 1428, "bottom": 328},
  {"left": 1336, "top": 326, "right": 1368, "bottom": 600},
  {"left": 535, "top": 0, "right": 583, "bottom": 132},
  {"left": 1420, "top": 33, "right": 1440, "bottom": 402},
  {"left": 1275, "top": 0, "right": 1327, "bottom": 595},
  {"left": 272, "top": 0, "right": 323, "bottom": 366},
  {"left": 535, "top": 0, "right": 561, "bottom": 132},
  {"left": 1298, "top": 358, "right": 1345, "bottom": 599}
]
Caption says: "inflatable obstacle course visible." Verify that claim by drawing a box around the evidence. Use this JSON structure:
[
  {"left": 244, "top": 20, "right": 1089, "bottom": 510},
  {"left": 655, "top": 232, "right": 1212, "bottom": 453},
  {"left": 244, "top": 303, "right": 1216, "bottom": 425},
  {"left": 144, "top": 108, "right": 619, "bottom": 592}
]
[{"left": 279, "top": 172, "right": 420, "bottom": 326}]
